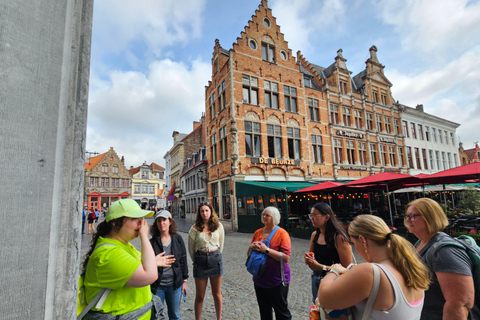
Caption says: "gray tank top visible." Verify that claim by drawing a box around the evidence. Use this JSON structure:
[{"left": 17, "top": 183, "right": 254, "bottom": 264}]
[{"left": 352, "top": 263, "right": 424, "bottom": 320}]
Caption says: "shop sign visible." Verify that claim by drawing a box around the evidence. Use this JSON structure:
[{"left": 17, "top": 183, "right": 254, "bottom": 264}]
[
  {"left": 379, "top": 136, "right": 396, "bottom": 143},
  {"left": 251, "top": 157, "right": 300, "bottom": 166},
  {"left": 336, "top": 130, "right": 364, "bottom": 139},
  {"left": 338, "top": 166, "right": 368, "bottom": 171}
]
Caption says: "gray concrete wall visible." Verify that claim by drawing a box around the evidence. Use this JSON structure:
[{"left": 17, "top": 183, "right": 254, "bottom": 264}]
[{"left": 0, "top": 0, "right": 93, "bottom": 318}]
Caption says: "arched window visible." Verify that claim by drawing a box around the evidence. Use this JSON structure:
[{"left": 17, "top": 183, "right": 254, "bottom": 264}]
[{"left": 102, "top": 164, "right": 108, "bottom": 173}]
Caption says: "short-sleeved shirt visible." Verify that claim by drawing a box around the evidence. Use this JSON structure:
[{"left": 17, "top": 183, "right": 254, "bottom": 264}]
[
  {"left": 250, "top": 227, "right": 291, "bottom": 288},
  {"left": 416, "top": 232, "right": 472, "bottom": 320},
  {"left": 85, "top": 237, "right": 152, "bottom": 320}
]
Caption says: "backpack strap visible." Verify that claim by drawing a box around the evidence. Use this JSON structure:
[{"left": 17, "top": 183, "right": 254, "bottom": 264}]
[
  {"left": 78, "top": 243, "right": 116, "bottom": 320},
  {"left": 264, "top": 226, "right": 279, "bottom": 248}
]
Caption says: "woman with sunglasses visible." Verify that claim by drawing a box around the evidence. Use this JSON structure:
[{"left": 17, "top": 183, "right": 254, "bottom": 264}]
[
  {"left": 406, "top": 198, "right": 476, "bottom": 320},
  {"left": 248, "top": 206, "right": 292, "bottom": 320},
  {"left": 304, "top": 202, "right": 353, "bottom": 304},
  {"left": 188, "top": 202, "right": 224, "bottom": 320}
]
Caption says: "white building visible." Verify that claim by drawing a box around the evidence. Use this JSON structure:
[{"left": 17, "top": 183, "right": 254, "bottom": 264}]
[{"left": 400, "top": 104, "right": 460, "bottom": 175}]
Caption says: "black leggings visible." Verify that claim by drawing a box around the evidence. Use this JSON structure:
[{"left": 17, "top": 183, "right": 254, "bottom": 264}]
[{"left": 254, "top": 283, "right": 292, "bottom": 320}]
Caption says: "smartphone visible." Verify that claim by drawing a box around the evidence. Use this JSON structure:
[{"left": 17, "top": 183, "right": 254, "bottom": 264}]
[{"left": 181, "top": 291, "right": 186, "bottom": 302}]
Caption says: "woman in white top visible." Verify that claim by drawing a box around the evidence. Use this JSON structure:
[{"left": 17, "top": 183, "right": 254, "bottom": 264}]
[
  {"left": 188, "top": 202, "right": 224, "bottom": 320},
  {"left": 318, "top": 215, "right": 430, "bottom": 320}
]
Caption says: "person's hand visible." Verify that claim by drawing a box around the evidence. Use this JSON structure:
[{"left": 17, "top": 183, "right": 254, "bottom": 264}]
[
  {"left": 304, "top": 252, "right": 315, "bottom": 265},
  {"left": 181, "top": 281, "right": 188, "bottom": 301},
  {"left": 155, "top": 252, "right": 175, "bottom": 267},
  {"left": 330, "top": 263, "right": 346, "bottom": 275},
  {"left": 139, "top": 218, "right": 149, "bottom": 239}
]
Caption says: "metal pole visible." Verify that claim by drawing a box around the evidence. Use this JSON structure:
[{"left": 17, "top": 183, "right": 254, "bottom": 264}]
[{"left": 386, "top": 184, "right": 394, "bottom": 226}]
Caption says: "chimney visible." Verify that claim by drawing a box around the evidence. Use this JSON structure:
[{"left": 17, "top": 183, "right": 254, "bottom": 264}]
[
  {"left": 415, "top": 104, "right": 424, "bottom": 112},
  {"left": 193, "top": 121, "right": 201, "bottom": 131},
  {"left": 121, "top": 156, "right": 124, "bottom": 164}
]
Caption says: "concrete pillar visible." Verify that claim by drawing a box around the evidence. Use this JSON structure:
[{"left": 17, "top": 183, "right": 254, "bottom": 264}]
[{"left": 0, "top": 0, "right": 93, "bottom": 318}]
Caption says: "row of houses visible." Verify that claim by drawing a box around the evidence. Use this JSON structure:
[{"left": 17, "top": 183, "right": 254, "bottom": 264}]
[
  {"left": 83, "top": 147, "right": 166, "bottom": 211},
  {"left": 159, "top": 0, "right": 479, "bottom": 232}
]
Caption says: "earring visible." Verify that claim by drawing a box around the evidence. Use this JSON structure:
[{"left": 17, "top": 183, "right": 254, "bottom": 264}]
[{"left": 365, "top": 249, "right": 368, "bottom": 253}]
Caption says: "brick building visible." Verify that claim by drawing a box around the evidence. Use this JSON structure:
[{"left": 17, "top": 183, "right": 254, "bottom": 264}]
[
  {"left": 164, "top": 116, "right": 206, "bottom": 217},
  {"left": 205, "top": 0, "right": 407, "bottom": 231},
  {"left": 84, "top": 147, "right": 131, "bottom": 210},
  {"left": 459, "top": 142, "right": 480, "bottom": 164}
]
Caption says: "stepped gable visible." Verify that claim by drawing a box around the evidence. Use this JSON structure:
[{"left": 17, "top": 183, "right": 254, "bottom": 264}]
[{"left": 232, "top": 0, "right": 296, "bottom": 68}]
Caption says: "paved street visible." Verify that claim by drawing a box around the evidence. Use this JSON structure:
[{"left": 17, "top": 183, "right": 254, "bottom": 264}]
[{"left": 81, "top": 217, "right": 363, "bottom": 319}]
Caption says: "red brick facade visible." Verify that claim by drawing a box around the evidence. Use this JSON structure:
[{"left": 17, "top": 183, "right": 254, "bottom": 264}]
[{"left": 205, "top": 0, "right": 407, "bottom": 228}]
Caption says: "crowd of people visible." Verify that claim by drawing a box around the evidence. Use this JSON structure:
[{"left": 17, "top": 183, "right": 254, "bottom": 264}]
[{"left": 79, "top": 198, "right": 478, "bottom": 320}]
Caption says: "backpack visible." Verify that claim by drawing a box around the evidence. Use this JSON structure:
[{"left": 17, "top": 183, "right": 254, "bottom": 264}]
[
  {"left": 422, "top": 234, "right": 480, "bottom": 309},
  {"left": 246, "top": 226, "right": 279, "bottom": 278},
  {"left": 77, "top": 243, "right": 115, "bottom": 319},
  {"left": 90, "top": 211, "right": 96, "bottom": 219}
]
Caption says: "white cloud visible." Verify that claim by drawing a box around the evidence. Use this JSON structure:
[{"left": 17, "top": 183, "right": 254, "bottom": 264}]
[
  {"left": 271, "top": 0, "right": 346, "bottom": 54},
  {"left": 92, "top": 0, "right": 207, "bottom": 58},
  {"left": 376, "top": 0, "right": 480, "bottom": 57},
  {"left": 86, "top": 58, "right": 210, "bottom": 168}
]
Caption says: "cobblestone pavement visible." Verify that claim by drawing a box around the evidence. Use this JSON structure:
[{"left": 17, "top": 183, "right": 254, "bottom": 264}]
[{"left": 80, "top": 217, "right": 363, "bottom": 319}]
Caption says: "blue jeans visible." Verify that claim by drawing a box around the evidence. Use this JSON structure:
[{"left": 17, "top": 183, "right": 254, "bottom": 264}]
[
  {"left": 156, "top": 284, "right": 182, "bottom": 320},
  {"left": 311, "top": 273, "right": 322, "bottom": 305}
]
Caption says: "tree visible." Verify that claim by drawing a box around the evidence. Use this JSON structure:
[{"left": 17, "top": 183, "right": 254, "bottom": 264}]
[{"left": 458, "top": 186, "right": 480, "bottom": 214}]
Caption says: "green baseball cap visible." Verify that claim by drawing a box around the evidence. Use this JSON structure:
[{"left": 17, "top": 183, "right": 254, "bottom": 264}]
[{"left": 106, "top": 199, "right": 154, "bottom": 222}]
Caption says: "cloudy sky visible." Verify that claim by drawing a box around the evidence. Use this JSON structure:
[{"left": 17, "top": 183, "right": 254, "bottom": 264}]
[{"left": 87, "top": 0, "right": 480, "bottom": 168}]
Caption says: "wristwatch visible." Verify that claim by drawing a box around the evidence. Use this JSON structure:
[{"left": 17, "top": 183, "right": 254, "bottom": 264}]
[
  {"left": 265, "top": 249, "right": 269, "bottom": 255},
  {"left": 322, "top": 265, "right": 327, "bottom": 271}
]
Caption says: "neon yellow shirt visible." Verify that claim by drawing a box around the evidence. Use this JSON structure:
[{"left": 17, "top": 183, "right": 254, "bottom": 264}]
[{"left": 85, "top": 237, "right": 152, "bottom": 320}]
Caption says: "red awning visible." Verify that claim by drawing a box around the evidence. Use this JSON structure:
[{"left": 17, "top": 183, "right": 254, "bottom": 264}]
[
  {"left": 344, "top": 172, "right": 415, "bottom": 187},
  {"left": 295, "top": 181, "right": 345, "bottom": 193}
]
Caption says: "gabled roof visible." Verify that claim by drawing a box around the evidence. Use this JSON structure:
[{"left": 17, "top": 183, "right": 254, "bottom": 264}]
[
  {"left": 310, "top": 63, "right": 326, "bottom": 77},
  {"left": 150, "top": 162, "right": 165, "bottom": 171},
  {"left": 85, "top": 152, "right": 106, "bottom": 170},
  {"left": 352, "top": 69, "right": 367, "bottom": 90},
  {"left": 128, "top": 167, "right": 140, "bottom": 175},
  {"left": 322, "top": 62, "right": 336, "bottom": 78}
]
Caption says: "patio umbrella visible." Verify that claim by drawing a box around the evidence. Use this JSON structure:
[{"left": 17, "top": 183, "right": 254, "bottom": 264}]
[
  {"left": 427, "top": 162, "right": 480, "bottom": 184},
  {"left": 294, "top": 181, "right": 345, "bottom": 193},
  {"left": 344, "top": 172, "right": 417, "bottom": 226}
]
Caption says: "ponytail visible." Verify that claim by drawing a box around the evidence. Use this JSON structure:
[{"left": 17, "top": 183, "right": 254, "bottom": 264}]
[
  {"left": 349, "top": 215, "right": 430, "bottom": 290},
  {"left": 81, "top": 218, "right": 124, "bottom": 271}
]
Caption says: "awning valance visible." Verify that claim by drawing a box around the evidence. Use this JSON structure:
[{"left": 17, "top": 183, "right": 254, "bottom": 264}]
[{"left": 235, "top": 181, "right": 316, "bottom": 197}]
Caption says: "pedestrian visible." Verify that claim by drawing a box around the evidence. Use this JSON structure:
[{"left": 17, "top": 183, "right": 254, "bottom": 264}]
[
  {"left": 82, "top": 208, "right": 88, "bottom": 234},
  {"left": 304, "top": 202, "right": 353, "bottom": 304},
  {"left": 87, "top": 209, "right": 96, "bottom": 234},
  {"left": 150, "top": 210, "right": 188, "bottom": 320},
  {"left": 318, "top": 214, "right": 430, "bottom": 320},
  {"left": 406, "top": 198, "right": 476, "bottom": 319},
  {"left": 188, "top": 201, "right": 224, "bottom": 320},
  {"left": 95, "top": 208, "right": 100, "bottom": 222},
  {"left": 81, "top": 199, "right": 174, "bottom": 319},
  {"left": 248, "top": 206, "right": 292, "bottom": 320}
]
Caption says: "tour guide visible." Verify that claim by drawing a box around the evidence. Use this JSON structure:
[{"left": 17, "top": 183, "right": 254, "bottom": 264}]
[{"left": 81, "top": 199, "right": 174, "bottom": 319}]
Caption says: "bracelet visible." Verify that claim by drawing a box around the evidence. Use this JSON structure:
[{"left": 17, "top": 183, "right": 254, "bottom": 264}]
[
  {"left": 328, "top": 269, "right": 340, "bottom": 277},
  {"left": 322, "top": 265, "right": 327, "bottom": 271}
]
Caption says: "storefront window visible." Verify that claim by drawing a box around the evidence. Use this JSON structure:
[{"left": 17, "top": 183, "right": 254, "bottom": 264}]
[
  {"left": 246, "top": 196, "right": 256, "bottom": 215},
  {"left": 221, "top": 180, "right": 231, "bottom": 219}
]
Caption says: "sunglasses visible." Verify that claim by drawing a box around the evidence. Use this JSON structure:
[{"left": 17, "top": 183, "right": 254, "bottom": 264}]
[{"left": 199, "top": 201, "right": 210, "bottom": 206}]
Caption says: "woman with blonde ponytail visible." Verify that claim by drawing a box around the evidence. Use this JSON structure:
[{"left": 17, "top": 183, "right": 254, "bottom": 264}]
[{"left": 318, "top": 214, "right": 429, "bottom": 320}]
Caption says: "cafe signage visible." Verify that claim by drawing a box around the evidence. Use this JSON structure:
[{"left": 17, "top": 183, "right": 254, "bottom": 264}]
[
  {"left": 251, "top": 157, "right": 300, "bottom": 166},
  {"left": 338, "top": 166, "right": 367, "bottom": 171},
  {"left": 336, "top": 130, "right": 364, "bottom": 139},
  {"left": 379, "top": 136, "right": 396, "bottom": 143}
]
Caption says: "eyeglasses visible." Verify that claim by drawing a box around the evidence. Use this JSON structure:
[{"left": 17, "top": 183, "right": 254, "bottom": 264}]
[
  {"left": 261, "top": 213, "right": 272, "bottom": 218},
  {"left": 404, "top": 214, "right": 422, "bottom": 222},
  {"left": 308, "top": 214, "right": 321, "bottom": 220}
]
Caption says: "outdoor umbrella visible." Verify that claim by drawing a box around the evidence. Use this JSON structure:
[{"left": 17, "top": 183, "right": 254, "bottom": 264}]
[
  {"left": 294, "top": 181, "right": 345, "bottom": 193},
  {"left": 427, "top": 162, "right": 480, "bottom": 184},
  {"left": 344, "top": 172, "right": 417, "bottom": 225}
]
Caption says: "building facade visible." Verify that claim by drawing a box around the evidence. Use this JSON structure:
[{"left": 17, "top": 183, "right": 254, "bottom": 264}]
[
  {"left": 128, "top": 162, "right": 165, "bottom": 209},
  {"left": 164, "top": 117, "right": 206, "bottom": 217},
  {"left": 400, "top": 104, "right": 460, "bottom": 174},
  {"left": 461, "top": 142, "right": 480, "bottom": 164},
  {"left": 84, "top": 147, "right": 131, "bottom": 210},
  {"left": 204, "top": 0, "right": 407, "bottom": 231},
  {"left": 180, "top": 147, "right": 208, "bottom": 222}
]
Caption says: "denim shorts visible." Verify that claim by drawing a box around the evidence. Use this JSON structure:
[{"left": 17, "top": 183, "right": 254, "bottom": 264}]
[{"left": 193, "top": 250, "right": 223, "bottom": 279}]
